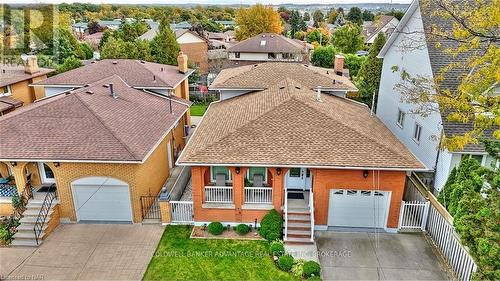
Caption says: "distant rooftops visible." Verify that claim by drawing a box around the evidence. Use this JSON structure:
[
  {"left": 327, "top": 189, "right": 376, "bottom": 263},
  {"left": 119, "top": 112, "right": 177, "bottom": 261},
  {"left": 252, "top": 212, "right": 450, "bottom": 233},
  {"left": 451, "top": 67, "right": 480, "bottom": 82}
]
[
  {"left": 210, "top": 62, "right": 357, "bottom": 92},
  {"left": 227, "top": 33, "right": 306, "bottom": 54},
  {"left": 34, "top": 59, "right": 193, "bottom": 89}
]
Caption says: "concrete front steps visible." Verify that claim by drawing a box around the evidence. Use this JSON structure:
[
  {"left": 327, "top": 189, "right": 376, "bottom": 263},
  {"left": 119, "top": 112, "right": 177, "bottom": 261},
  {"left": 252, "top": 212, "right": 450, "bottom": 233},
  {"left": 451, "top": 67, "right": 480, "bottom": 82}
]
[
  {"left": 11, "top": 199, "right": 60, "bottom": 247},
  {"left": 285, "top": 210, "right": 314, "bottom": 245}
]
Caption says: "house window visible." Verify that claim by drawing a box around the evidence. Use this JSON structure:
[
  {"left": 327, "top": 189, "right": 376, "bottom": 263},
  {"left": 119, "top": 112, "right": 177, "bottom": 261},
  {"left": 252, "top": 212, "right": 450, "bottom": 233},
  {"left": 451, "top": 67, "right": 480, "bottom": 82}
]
[
  {"left": 268, "top": 53, "right": 276, "bottom": 59},
  {"left": 461, "top": 154, "right": 484, "bottom": 163},
  {"left": 211, "top": 166, "right": 231, "bottom": 183},
  {"left": 234, "top": 52, "right": 240, "bottom": 58},
  {"left": 289, "top": 168, "right": 301, "bottom": 177},
  {"left": 0, "top": 86, "right": 11, "bottom": 97},
  {"left": 246, "top": 167, "right": 267, "bottom": 183},
  {"left": 413, "top": 123, "right": 422, "bottom": 143},
  {"left": 38, "top": 163, "right": 55, "bottom": 183},
  {"left": 397, "top": 109, "right": 405, "bottom": 128}
]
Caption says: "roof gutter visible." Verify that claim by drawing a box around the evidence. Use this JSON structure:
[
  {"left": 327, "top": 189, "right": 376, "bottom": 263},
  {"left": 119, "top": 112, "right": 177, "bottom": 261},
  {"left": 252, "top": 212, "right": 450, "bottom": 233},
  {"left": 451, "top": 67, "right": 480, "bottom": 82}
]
[
  {"left": 208, "top": 87, "right": 266, "bottom": 91},
  {"left": 175, "top": 162, "right": 430, "bottom": 172}
]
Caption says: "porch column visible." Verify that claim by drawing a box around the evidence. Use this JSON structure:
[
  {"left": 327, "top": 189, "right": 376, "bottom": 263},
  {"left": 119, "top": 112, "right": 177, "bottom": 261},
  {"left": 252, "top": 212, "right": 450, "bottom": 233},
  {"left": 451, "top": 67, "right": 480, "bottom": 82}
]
[
  {"left": 8, "top": 162, "right": 29, "bottom": 195},
  {"left": 269, "top": 168, "right": 288, "bottom": 212},
  {"left": 229, "top": 167, "right": 248, "bottom": 221},
  {"left": 192, "top": 166, "right": 209, "bottom": 221}
]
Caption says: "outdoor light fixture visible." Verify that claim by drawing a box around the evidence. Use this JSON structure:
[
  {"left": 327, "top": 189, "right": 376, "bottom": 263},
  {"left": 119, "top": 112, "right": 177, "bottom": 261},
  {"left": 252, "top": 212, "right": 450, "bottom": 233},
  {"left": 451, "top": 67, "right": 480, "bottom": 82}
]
[
  {"left": 10, "top": 161, "right": 17, "bottom": 167},
  {"left": 54, "top": 162, "right": 60, "bottom": 167},
  {"left": 363, "top": 170, "right": 369, "bottom": 178},
  {"left": 235, "top": 167, "right": 241, "bottom": 174},
  {"left": 276, "top": 168, "right": 282, "bottom": 175}
]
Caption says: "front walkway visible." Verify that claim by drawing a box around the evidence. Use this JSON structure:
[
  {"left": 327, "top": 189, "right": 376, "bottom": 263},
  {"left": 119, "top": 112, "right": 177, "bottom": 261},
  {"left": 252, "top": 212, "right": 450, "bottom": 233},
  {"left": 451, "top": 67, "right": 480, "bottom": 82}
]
[
  {"left": 2, "top": 224, "right": 164, "bottom": 280},
  {"left": 316, "top": 231, "right": 449, "bottom": 281}
]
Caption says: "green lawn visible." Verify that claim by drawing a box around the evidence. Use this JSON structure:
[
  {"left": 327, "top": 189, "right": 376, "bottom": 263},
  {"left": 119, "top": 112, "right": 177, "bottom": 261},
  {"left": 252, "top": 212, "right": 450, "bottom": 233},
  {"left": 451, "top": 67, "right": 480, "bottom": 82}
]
[
  {"left": 143, "top": 225, "right": 296, "bottom": 281},
  {"left": 190, "top": 104, "right": 208, "bottom": 116}
]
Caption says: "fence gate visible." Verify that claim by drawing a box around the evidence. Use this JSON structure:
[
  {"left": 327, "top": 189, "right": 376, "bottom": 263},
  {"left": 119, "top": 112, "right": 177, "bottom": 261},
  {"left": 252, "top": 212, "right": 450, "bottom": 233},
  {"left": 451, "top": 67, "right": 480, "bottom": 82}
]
[
  {"left": 170, "top": 201, "right": 194, "bottom": 224},
  {"left": 140, "top": 196, "right": 161, "bottom": 220},
  {"left": 398, "top": 200, "right": 430, "bottom": 230}
]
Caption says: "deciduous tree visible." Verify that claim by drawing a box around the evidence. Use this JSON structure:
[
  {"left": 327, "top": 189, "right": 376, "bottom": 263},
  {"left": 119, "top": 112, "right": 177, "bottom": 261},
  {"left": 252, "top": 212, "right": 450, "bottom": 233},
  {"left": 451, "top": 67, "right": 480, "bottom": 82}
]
[
  {"left": 235, "top": 4, "right": 283, "bottom": 41},
  {"left": 331, "top": 22, "right": 365, "bottom": 54},
  {"left": 150, "top": 23, "right": 180, "bottom": 65}
]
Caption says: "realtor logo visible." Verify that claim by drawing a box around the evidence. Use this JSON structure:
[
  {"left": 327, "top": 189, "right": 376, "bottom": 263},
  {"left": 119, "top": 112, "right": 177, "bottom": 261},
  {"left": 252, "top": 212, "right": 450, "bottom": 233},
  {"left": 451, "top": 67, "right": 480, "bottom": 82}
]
[{"left": 1, "top": 4, "right": 58, "bottom": 63}]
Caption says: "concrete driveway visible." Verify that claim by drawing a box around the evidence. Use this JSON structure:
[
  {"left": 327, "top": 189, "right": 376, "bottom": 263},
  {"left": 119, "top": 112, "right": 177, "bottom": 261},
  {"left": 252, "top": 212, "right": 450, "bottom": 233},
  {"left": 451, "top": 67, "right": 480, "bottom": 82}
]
[
  {"left": 1, "top": 224, "right": 164, "bottom": 280},
  {"left": 316, "top": 231, "right": 449, "bottom": 281}
]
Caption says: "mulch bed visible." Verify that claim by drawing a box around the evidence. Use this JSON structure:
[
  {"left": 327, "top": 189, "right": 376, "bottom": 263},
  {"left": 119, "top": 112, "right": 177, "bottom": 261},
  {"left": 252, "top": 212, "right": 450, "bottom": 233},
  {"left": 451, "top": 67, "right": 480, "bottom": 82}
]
[{"left": 190, "top": 226, "right": 265, "bottom": 240}]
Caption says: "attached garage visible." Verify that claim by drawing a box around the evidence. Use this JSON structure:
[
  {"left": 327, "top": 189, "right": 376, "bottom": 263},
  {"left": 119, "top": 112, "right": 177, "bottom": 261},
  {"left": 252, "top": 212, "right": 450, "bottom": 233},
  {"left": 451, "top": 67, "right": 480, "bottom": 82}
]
[
  {"left": 328, "top": 189, "right": 391, "bottom": 228},
  {"left": 71, "top": 177, "right": 133, "bottom": 222}
]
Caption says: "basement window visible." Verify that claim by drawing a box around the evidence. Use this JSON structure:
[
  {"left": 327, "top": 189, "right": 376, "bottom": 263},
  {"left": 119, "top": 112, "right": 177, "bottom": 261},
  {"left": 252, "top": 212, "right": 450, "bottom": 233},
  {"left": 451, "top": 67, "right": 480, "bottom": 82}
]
[{"left": 0, "top": 86, "right": 11, "bottom": 97}]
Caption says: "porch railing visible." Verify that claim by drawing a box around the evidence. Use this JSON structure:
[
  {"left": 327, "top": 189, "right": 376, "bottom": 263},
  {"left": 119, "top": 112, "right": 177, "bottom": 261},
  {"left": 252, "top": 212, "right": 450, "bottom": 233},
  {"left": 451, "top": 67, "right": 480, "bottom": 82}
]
[
  {"left": 204, "top": 186, "right": 233, "bottom": 203},
  {"left": 244, "top": 187, "right": 272, "bottom": 204},
  {"left": 33, "top": 184, "right": 57, "bottom": 245}
]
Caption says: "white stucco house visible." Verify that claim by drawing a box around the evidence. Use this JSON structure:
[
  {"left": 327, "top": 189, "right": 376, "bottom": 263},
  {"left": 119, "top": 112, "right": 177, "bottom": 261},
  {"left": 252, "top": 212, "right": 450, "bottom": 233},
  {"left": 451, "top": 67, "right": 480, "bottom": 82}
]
[{"left": 376, "top": 0, "right": 498, "bottom": 192}]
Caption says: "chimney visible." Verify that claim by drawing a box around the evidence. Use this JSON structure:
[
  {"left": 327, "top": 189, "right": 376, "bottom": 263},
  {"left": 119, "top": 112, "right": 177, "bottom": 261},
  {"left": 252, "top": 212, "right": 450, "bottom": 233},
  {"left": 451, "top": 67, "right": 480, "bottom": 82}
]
[
  {"left": 177, "top": 51, "right": 188, "bottom": 74},
  {"left": 316, "top": 86, "right": 322, "bottom": 102},
  {"left": 24, "top": 55, "right": 39, "bottom": 74},
  {"left": 109, "top": 83, "right": 117, "bottom": 99},
  {"left": 334, "top": 54, "right": 345, "bottom": 76}
]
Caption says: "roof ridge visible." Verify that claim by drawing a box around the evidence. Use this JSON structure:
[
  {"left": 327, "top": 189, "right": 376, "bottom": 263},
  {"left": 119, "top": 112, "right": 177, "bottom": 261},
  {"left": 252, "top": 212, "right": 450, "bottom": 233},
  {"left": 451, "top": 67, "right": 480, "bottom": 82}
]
[
  {"left": 131, "top": 60, "right": 172, "bottom": 86},
  {"left": 72, "top": 76, "right": 140, "bottom": 160}
]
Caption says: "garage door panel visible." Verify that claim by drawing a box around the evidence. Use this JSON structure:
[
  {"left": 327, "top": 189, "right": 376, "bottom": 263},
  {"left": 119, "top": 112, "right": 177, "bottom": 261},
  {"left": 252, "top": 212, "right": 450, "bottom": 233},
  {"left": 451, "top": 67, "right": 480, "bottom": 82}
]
[
  {"left": 72, "top": 178, "right": 133, "bottom": 222},
  {"left": 328, "top": 189, "right": 390, "bottom": 228}
]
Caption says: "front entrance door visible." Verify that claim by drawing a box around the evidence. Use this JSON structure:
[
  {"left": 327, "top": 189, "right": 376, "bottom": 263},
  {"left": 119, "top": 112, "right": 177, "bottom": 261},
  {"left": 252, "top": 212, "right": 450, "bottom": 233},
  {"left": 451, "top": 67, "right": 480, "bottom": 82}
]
[
  {"left": 38, "top": 163, "right": 55, "bottom": 184},
  {"left": 285, "top": 168, "right": 311, "bottom": 190}
]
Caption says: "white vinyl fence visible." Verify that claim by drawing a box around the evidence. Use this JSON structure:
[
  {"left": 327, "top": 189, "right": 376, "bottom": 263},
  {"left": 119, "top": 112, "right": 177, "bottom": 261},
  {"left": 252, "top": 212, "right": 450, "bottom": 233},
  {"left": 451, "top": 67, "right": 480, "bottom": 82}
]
[
  {"left": 244, "top": 187, "right": 272, "bottom": 204},
  {"left": 170, "top": 201, "right": 193, "bottom": 223},
  {"left": 398, "top": 201, "right": 429, "bottom": 230},
  {"left": 399, "top": 174, "right": 478, "bottom": 281},
  {"left": 426, "top": 205, "right": 477, "bottom": 281}
]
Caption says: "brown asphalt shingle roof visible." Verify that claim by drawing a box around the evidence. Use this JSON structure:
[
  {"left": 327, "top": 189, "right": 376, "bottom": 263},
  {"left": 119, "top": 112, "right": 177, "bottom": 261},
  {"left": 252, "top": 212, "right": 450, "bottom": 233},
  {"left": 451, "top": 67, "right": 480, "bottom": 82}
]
[
  {"left": 0, "top": 75, "right": 190, "bottom": 162},
  {"left": 210, "top": 62, "right": 358, "bottom": 92},
  {"left": 227, "top": 33, "right": 305, "bottom": 54},
  {"left": 179, "top": 79, "right": 424, "bottom": 170},
  {"left": 34, "top": 59, "right": 192, "bottom": 89},
  {"left": 0, "top": 64, "right": 54, "bottom": 87}
]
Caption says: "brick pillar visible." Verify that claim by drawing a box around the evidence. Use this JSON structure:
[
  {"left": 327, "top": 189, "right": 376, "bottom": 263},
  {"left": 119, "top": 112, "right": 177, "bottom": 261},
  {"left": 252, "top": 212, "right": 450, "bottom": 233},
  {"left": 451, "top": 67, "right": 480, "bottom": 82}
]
[
  {"left": 269, "top": 168, "right": 288, "bottom": 213},
  {"left": 229, "top": 167, "right": 247, "bottom": 222},
  {"left": 10, "top": 162, "right": 28, "bottom": 195},
  {"left": 159, "top": 201, "right": 172, "bottom": 224},
  {"left": 192, "top": 166, "right": 209, "bottom": 222}
]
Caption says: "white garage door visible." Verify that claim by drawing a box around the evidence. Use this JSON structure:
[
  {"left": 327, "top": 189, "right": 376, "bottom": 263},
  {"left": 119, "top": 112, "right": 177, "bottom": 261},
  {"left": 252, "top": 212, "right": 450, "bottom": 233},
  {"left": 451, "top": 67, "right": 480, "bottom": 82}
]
[
  {"left": 328, "top": 189, "right": 390, "bottom": 228},
  {"left": 72, "top": 177, "right": 133, "bottom": 222}
]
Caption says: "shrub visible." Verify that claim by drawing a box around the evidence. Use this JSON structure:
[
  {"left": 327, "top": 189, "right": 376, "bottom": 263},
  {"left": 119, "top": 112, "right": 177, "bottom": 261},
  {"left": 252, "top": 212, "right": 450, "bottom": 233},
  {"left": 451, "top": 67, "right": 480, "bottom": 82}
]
[
  {"left": 234, "top": 224, "right": 250, "bottom": 235},
  {"left": 307, "top": 276, "right": 322, "bottom": 281},
  {"left": 269, "top": 240, "right": 285, "bottom": 256},
  {"left": 277, "top": 254, "right": 294, "bottom": 272},
  {"left": 291, "top": 259, "right": 305, "bottom": 277},
  {"left": 303, "top": 261, "right": 321, "bottom": 277},
  {"left": 207, "top": 222, "right": 224, "bottom": 235},
  {"left": 259, "top": 209, "right": 283, "bottom": 241}
]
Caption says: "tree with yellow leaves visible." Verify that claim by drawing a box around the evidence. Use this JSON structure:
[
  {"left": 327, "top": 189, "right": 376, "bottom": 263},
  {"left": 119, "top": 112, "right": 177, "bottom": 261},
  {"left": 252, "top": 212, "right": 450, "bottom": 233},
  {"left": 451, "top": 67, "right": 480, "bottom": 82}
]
[
  {"left": 392, "top": 0, "right": 499, "bottom": 151},
  {"left": 235, "top": 4, "right": 283, "bottom": 41}
]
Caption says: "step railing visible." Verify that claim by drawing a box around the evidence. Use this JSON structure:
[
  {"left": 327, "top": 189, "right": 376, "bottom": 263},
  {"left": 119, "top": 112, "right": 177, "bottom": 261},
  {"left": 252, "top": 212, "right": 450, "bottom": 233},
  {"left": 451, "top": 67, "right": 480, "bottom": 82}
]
[
  {"left": 308, "top": 190, "right": 314, "bottom": 241},
  {"left": 244, "top": 186, "right": 272, "bottom": 204},
  {"left": 284, "top": 190, "right": 288, "bottom": 240},
  {"left": 33, "top": 184, "right": 57, "bottom": 245},
  {"left": 204, "top": 186, "right": 233, "bottom": 203}
]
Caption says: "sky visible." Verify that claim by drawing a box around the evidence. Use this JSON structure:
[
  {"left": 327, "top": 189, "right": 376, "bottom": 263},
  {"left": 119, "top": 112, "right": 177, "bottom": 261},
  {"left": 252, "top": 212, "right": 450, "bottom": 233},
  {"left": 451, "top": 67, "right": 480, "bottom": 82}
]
[{"left": 3, "top": 0, "right": 411, "bottom": 5}]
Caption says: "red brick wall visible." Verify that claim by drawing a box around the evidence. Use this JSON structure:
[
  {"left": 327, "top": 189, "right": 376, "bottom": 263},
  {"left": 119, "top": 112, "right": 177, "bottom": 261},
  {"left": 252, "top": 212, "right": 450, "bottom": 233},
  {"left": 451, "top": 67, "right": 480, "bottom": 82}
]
[
  {"left": 191, "top": 167, "right": 286, "bottom": 223},
  {"left": 180, "top": 42, "right": 208, "bottom": 74},
  {"left": 311, "top": 169, "right": 406, "bottom": 228}
]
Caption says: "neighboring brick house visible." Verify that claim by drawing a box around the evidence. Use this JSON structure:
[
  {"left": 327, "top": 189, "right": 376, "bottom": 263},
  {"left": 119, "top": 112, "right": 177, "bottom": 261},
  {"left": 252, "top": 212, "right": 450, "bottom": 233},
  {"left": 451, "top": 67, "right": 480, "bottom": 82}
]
[
  {"left": 139, "top": 25, "right": 209, "bottom": 74},
  {"left": 226, "top": 33, "right": 310, "bottom": 67},
  {"left": 0, "top": 54, "right": 193, "bottom": 245},
  {"left": 178, "top": 67, "right": 425, "bottom": 244},
  {"left": 0, "top": 56, "right": 54, "bottom": 115}
]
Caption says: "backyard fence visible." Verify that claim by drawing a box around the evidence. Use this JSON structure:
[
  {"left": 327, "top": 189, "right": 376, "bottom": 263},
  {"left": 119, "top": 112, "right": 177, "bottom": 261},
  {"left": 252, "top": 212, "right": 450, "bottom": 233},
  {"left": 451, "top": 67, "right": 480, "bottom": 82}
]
[
  {"left": 140, "top": 195, "right": 161, "bottom": 220},
  {"left": 170, "top": 201, "right": 194, "bottom": 223},
  {"left": 398, "top": 173, "right": 477, "bottom": 281}
]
